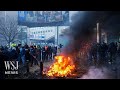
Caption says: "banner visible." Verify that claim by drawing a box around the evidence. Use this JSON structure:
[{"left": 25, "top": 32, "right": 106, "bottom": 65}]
[{"left": 18, "top": 11, "right": 69, "bottom": 26}]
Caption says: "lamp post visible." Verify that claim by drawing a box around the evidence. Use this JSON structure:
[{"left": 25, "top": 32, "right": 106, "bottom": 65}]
[
  {"left": 39, "top": 34, "right": 45, "bottom": 78},
  {"left": 5, "top": 11, "right": 6, "bottom": 22},
  {"left": 57, "top": 26, "right": 59, "bottom": 45},
  {"left": 97, "top": 22, "right": 101, "bottom": 44}
]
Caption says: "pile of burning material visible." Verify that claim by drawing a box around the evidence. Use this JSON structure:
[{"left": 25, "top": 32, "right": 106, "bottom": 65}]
[{"left": 44, "top": 55, "right": 87, "bottom": 79}]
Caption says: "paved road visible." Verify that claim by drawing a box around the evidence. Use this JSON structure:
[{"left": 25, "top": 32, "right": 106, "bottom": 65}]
[{"left": 8, "top": 55, "right": 120, "bottom": 79}]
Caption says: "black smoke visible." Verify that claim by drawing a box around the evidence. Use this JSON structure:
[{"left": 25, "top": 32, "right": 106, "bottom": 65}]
[
  {"left": 61, "top": 11, "right": 120, "bottom": 78},
  {"left": 63, "top": 11, "right": 120, "bottom": 55},
  {"left": 64, "top": 11, "right": 98, "bottom": 56}
]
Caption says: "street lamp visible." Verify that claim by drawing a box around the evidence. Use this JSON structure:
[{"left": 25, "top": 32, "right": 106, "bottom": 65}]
[
  {"left": 4, "top": 11, "right": 6, "bottom": 22},
  {"left": 96, "top": 22, "right": 101, "bottom": 44}
]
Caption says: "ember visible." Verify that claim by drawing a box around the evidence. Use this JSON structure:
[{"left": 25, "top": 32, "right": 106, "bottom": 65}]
[{"left": 46, "top": 56, "right": 76, "bottom": 77}]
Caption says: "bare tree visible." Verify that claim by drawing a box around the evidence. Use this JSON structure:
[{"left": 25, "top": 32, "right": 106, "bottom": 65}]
[{"left": 0, "top": 15, "right": 18, "bottom": 47}]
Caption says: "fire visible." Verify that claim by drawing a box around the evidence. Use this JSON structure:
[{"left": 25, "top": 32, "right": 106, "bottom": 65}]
[{"left": 46, "top": 55, "right": 75, "bottom": 77}]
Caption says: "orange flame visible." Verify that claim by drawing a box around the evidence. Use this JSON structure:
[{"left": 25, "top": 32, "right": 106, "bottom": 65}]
[{"left": 46, "top": 55, "right": 75, "bottom": 77}]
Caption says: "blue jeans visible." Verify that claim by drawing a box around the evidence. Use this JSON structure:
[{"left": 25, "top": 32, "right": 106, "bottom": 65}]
[
  {"left": 21, "top": 55, "right": 26, "bottom": 65},
  {"left": 17, "top": 54, "right": 21, "bottom": 62}
]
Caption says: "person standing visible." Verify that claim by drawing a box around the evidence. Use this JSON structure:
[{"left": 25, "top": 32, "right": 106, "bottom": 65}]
[
  {"left": 36, "top": 45, "right": 41, "bottom": 61},
  {"left": 118, "top": 42, "right": 120, "bottom": 56},
  {"left": 91, "top": 43, "right": 97, "bottom": 66},
  {"left": 30, "top": 46, "right": 34, "bottom": 66},
  {"left": 0, "top": 48, "right": 7, "bottom": 79},
  {"left": 10, "top": 47, "right": 18, "bottom": 61},
  {"left": 108, "top": 42, "right": 117, "bottom": 64},
  {"left": 53, "top": 46, "right": 57, "bottom": 58},
  {"left": 49, "top": 46, "right": 52, "bottom": 60},
  {"left": 34, "top": 45, "right": 39, "bottom": 65},
  {"left": 20, "top": 46, "right": 26, "bottom": 66},
  {"left": 101, "top": 42, "right": 108, "bottom": 64},
  {"left": 45, "top": 45, "right": 48, "bottom": 61},
  {"left": 42, "top": 46, "right": 45, "bottom": 62}
]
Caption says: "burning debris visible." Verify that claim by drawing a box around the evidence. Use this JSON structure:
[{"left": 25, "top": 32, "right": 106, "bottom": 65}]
[
  {"left": 46, "top": 56, "right": 76, "bottom": 78},
  {"left": 44, "top": 54, "right": 90, "bottom": 78}
]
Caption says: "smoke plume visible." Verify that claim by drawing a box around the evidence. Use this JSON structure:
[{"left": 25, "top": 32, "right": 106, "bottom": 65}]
[
  {"left": 80, "top": 66, "right": 114, "bottom": 79},
  {"left": 63, "top": 11, "right": 120, "bottom": 56},
  {"left": 61, "top": 11, "right": 117, "bottom": 79},
  {"left": 63, "top": 11, "right": 99, "bottom": 55}
]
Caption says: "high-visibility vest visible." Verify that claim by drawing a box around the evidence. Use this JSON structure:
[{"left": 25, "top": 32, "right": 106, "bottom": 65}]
[{"left": 11, "top": 43, "right": 16, "bottom": 47}]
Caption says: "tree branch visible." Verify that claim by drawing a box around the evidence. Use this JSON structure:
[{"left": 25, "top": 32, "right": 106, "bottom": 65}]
[{"left": 0, "top": 16, "right": 18, "bottom": 44}]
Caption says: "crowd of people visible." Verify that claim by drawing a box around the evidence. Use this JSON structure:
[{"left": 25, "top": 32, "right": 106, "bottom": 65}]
[
  {"left": 0, "top": 43, "right": 64, "bottom": 79},
  {"left": 1, "top": 41, "right": 120, "bottom": 79},
  {"left": 0, "top": 44, "right": 62, "bottom": 66},
  {"left": 89, "top": 42, "right": 120, "bottom": 66},
  {"left": 1, "top": 42, "right": 120, "bottom": 68}
]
